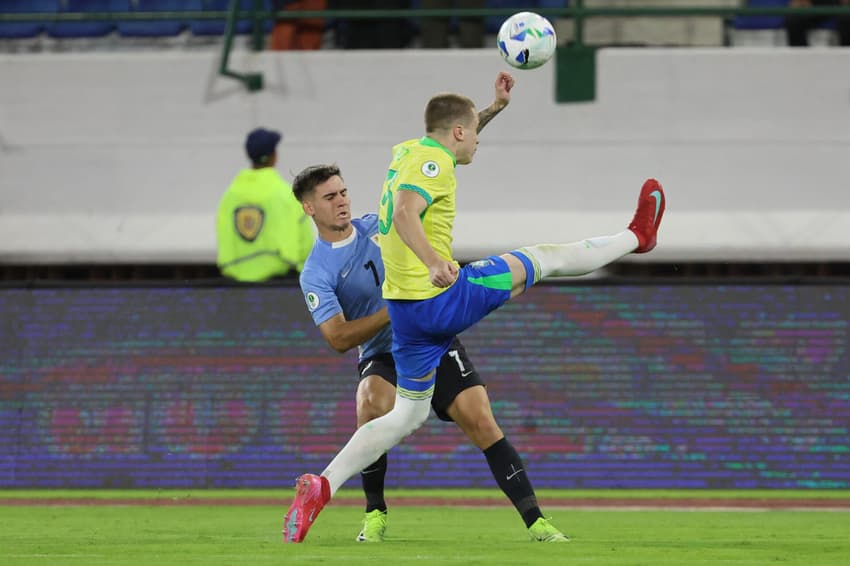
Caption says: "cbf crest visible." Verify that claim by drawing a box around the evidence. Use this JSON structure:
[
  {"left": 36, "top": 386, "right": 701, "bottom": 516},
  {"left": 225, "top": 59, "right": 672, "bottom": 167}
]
[{"left": 234, "top": 206, "right": 265, "bottom": 242}]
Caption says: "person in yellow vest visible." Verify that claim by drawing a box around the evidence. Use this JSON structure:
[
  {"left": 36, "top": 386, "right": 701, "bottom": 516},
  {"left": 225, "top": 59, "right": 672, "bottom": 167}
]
[{"left": 216, "top": 128, "right": 315, "bottom": 282}]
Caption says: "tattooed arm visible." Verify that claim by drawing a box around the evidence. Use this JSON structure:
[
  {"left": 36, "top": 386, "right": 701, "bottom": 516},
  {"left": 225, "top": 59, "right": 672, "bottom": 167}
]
[{"left": 477, "top": 71, "right": 515, "bottom": 134}]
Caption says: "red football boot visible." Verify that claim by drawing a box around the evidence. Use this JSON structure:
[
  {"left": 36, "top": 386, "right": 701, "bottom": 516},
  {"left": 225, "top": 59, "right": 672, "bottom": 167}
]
[
  {"left": 628, "top": 179, "right": 666, "bottom": 253},
  {"left": 282, "top": 474, "right": 330, "bottom": 543}
]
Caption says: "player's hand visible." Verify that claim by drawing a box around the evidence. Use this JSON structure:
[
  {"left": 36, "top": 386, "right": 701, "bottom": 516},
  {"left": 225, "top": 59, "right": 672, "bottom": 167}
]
[
  {"left": 494, "top": 71, "right": 514, "bottom": 108},
  {"left": 429, "top": 260, "right": 459, "bottom": 288}
]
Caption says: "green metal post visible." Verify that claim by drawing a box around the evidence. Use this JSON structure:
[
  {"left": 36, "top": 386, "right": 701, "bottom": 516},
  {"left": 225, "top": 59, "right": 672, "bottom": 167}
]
[
  {"left": 556, "top": 0, "right": 596, "bottom": 103},
  {"left": 218, "top": 0, "right": 263, "bottom": 92},
  {"left": 574, "top": 0, "right": 584, "bottom": 48},
  {"left": 251, "top": 0, "right": 265, "bottom": 52}
]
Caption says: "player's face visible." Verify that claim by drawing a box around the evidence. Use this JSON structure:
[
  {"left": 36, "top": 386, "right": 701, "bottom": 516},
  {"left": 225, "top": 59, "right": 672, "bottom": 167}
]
[
  {"left": 455, "top": 113, "right": 479, "bottom": 165},
  {"left": 309, "top": 175, "right": 351, "bottom": 234}
]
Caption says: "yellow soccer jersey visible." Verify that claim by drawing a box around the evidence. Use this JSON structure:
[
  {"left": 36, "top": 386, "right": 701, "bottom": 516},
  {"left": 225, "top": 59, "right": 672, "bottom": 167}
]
[{"left": 378, "top": 137, "right": 460, "bottom": 300}]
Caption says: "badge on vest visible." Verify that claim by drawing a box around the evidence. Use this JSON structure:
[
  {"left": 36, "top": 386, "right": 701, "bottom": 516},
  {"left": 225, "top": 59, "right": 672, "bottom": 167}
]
[{"left": 234, "top": 206, "right": 265, "bottom": 242}]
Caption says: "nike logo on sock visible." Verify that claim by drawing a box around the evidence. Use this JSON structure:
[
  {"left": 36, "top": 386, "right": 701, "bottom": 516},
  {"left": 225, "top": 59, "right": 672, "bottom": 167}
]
[{"left": 506, "top": 467, "right": 525, "bottom": 480}]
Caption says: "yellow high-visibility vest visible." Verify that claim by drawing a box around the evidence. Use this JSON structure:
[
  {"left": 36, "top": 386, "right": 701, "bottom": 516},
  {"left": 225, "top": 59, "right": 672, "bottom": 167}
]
[{"left": 216, "top": 167, "right": 314, "bottom": 282}]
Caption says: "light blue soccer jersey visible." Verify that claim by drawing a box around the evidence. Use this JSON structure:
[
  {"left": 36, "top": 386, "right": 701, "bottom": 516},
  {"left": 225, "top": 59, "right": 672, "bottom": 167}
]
[{"left": 299, "top": 214, "right": 392, "bottom": 361}]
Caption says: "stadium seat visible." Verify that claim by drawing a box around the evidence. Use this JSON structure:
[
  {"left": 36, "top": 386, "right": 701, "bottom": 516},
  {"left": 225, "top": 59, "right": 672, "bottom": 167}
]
[
  {"left": 485, "top": 0, "right": 540, "bottom": 35},
  {"left": 189, "top": 0, "right": 270, "bottom": 37},
  {"left": 538, "top": 0, "right": 567, "bottom": 10},
  {"left": 536, "top": 1, "right": 567, "bottom": 30},
  {"left": 731, "top": 0, "right": 788, "bottom": 31},
  {"left": 117, "top": 0, "right": 189, "bottom": 37},
  {"left": 0, "top": 0, "right": 59, "bottom": 39},
  {"left": 48, "top": 0, "right": 129, "bottom": 39},
  {"left": 187, "top": 0, "right": 224, "bottom": 36}
]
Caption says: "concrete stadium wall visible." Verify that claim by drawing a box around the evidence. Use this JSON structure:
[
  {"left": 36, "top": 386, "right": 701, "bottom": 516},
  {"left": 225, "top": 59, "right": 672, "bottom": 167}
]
[{"left": 1, "top": 48, "right": 849, "bottom": 263}]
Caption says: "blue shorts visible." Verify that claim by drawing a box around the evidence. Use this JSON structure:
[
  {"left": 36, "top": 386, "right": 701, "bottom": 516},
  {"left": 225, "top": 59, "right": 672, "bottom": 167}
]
[{"left": 387, "top": 253, "right": 532, "bottom": 398}]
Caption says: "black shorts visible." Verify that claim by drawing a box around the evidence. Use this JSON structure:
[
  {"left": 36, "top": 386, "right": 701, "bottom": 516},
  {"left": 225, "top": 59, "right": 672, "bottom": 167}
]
[{"left": 356, "top": 337, "right": 484, "bottom": 422}]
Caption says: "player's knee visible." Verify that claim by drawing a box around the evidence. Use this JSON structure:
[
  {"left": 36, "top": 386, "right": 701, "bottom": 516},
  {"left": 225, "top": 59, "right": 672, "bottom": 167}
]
[
  {"left": 464, "top": 414, "right": 504, "bottom": 448},
  {"left": 388, "top": 396, "right": 431, "bottom": 438},
  {"left": 402, "top": 400, "right": 430, "bottom": 434},
  {"left": 356, "top": 399, "right": 384, "bottom": 425},
  {"left": 357, "top": 392, "right": 393, "bottom": 423},
  {"left": 410, "top": 400, "right": 430, "bottom": 429},
  {"left": 356, "top": 378, "right": 395, "bottom": 424},
  {"left": 476, "top": 413, "right": 503, "bottom": 439}
]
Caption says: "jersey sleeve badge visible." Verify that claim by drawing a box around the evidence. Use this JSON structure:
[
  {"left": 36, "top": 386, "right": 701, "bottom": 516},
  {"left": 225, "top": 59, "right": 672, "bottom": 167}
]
[
  {"left": 305, "top": 291, "right": 320, "bottom": 311},
  {"left": 420, "top": 161, "right": 440, "bottom": 178}
]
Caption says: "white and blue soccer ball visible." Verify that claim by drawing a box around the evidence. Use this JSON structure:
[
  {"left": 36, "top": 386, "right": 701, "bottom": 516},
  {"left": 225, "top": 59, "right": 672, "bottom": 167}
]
[{"left": 496, "top": 12, "right": 557, "bottom": 70}]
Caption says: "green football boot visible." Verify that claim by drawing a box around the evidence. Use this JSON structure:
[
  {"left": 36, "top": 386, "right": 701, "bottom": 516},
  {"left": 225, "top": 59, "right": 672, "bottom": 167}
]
[
  {"left": 356, "top": 509, "right": 388, "bottom": 542},
  {"left": 528, "top": 517, "right": 570, "bottom": 542}
]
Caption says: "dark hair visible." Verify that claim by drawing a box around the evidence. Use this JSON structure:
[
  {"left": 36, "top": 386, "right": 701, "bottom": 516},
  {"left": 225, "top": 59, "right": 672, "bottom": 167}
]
[
  {"left": 292, "top": 164, "right": 342, "bottom": 202},
  {"left": 424, "top": 93, "right": 476, "bottom": 133},
  {"left": 252, "top": 154, "right": 273, "bottom": 168}
]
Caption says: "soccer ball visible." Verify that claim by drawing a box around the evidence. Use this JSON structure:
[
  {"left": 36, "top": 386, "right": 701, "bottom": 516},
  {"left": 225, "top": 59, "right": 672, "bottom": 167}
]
[{"left": 496, "top": 12, "right": 557, "bottom": 70}]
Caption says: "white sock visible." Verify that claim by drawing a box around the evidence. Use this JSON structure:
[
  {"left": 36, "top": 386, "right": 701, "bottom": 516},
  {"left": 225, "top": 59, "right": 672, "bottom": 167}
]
[
  {"left": 518, "top": 231, "right": 638, "bottom": 282},
  {"left": 321, "top": 392, "right": 431, "bottom": 496}
]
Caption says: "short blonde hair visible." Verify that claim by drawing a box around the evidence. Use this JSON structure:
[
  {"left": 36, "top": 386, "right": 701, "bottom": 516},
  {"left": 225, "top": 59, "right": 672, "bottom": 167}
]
[{"left": 424, "top": 93, "right": 476, "bottom": 133}]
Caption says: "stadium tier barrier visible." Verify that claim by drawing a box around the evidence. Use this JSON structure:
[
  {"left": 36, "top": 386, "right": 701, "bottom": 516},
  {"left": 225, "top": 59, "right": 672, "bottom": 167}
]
[{"left": 1, "top": 48, "right": 849, "bottom": 264}]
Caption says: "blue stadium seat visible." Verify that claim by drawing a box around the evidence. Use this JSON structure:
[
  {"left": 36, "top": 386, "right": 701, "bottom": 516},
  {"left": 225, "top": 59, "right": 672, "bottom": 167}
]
[
  {"left": 0, "top": 0, "right": 59, "bottom": 39},
  {"left": 537, "top": 0, "right": 566, "bottom": 9},
  {"left": 48, "top": 0, "right": 129, "bottom": 39},
  {"left": 732, "top": 0, "right": 788, "bottom": 31},
  {"left": 485, "top": 0, "right": 540, "bottom": 35},
  {"left": 189, "top": 0, "right": 270, "bottom": 37},
  {"left": 117, "top": 0, "right": 189, "bottom": 37},
  {"left": 186, "top": 0, "right": 222, "bottom": 36},
  {"left": 410, "top": 1, "right": 563, "bottom": 40},
  {"left": 537, "top": 1, "right": 567, "bottom": 28}
]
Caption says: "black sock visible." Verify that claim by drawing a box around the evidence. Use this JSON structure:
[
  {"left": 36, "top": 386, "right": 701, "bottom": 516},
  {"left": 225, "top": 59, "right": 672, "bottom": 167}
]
[
  {"left": 360, "top": 453, "right": 388, "bottom": 513},
  {"left": 483, "top": 437, "right": 543, "bottom": 528}
]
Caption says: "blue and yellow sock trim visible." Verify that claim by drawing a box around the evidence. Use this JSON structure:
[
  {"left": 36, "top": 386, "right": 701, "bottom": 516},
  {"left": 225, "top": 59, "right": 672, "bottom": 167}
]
[
  {"left": 509, "top": 249, "right": 541, "bottom": 291},
  {"left": 398, "top": 384, "right": 435, "bottom": 401}
]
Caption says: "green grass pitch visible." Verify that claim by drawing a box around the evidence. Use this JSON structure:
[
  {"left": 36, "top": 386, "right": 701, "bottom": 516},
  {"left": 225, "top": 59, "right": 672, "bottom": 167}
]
[{"left": 1, "top": 490, "right": 849, "bottom": 565}]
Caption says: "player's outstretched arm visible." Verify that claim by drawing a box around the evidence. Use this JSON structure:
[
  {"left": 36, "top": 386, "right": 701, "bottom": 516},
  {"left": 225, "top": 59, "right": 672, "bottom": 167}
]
[
  {"left": 317, "top": 309, "right": 390, "bottom": 354},
  {"left": 477, "top": 71, "right": 514, "bottom": 134}
]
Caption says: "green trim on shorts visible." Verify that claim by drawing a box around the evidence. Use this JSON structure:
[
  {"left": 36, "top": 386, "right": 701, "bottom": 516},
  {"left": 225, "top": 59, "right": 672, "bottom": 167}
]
[
  {"left": 467, "top": 271, "right": 513, "bottom": 291},
  {"left": 398, "top": 183, "right": 433, "bottom": 206}
]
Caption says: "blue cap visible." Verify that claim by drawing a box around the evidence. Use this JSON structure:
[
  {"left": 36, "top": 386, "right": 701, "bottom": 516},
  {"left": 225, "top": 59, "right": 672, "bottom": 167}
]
[{"left": 245, "top": 127, "right": 282, "bottom": 165}]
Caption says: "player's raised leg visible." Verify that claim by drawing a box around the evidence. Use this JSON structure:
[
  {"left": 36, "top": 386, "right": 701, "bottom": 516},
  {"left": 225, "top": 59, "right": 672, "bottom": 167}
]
[{"left": 504, "top": 179, "right": 666, "bottom": 296}]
